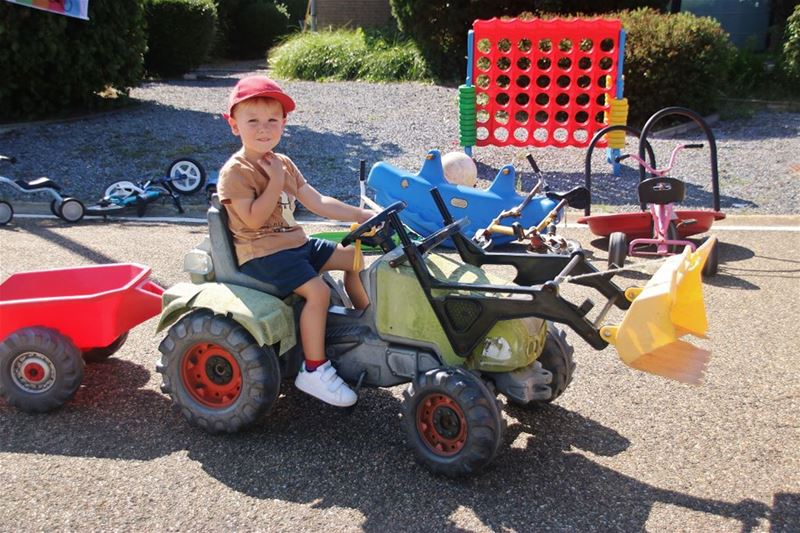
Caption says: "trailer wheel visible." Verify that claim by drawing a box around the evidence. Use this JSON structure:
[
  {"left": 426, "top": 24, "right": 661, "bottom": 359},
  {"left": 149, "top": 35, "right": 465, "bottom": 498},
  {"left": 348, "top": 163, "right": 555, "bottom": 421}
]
[
  {"left": 0, "top": 200, "right": 13, "bottom": 225},
  {"left": 0, "top": 327, "right": 84, "bottom": 412},
  {"left": 608, "top": 231, "right": 627, "bottom": 269},
  {"left": 83, "top": 332, "right": 129, "bottom": 363},
  {"left": 402, "top": 367, "right": 504, "bottom": 477},
  {"left": 157, "top": 309, "right": 281, "bottom": 433}
]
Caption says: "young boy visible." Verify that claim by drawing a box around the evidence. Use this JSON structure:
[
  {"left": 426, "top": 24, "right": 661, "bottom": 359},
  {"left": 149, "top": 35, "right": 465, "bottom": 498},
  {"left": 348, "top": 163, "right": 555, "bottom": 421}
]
[{"left": 217, "top": 76, "right": 376, "bottom": 407}]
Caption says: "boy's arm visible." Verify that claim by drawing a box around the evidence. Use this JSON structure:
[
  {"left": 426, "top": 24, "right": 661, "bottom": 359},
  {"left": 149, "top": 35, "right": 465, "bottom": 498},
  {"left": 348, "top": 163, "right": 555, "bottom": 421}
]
[
  {"left": 226, "top": 155, "right": 285, "bottom": 229},
  {"left": 297, "top": 182, "right": 375, "bottom": 223}
]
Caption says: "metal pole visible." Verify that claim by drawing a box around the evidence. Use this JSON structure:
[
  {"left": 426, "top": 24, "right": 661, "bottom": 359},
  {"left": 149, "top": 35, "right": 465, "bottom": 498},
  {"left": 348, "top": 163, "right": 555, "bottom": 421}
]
[{"left": 309, "top": 0, "right": 317, "bottom": 32}]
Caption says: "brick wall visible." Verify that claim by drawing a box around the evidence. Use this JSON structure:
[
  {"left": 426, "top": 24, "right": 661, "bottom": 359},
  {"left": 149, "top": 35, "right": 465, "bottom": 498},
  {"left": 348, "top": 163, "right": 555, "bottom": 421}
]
[{"left": 315, "top": 0, "right": 392, "bottom": 29}]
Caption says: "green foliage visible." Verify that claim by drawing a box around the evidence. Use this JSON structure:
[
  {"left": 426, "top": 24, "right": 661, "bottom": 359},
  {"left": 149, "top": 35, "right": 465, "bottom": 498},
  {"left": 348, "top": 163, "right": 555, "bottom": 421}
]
[
  {"left": 214, "top": 0, "right": 290, "bottom": 59},
  {"left": 618, "top": 9, "right": 734, "bottom": 125},
  {"left": 270, "top": 28, "right": 430, "bottom": 82},
  {"left": 144, "top": 0, "right": 218, "bottom": 77},
  {"left": 0, "top": 0, "right": 147, "bottom": 121},
  {"left": 389, "top": 0, "right": 668, "bottom": 81},
  {"left": 782, "top": 4, "right": 800, "bottom": 82}
]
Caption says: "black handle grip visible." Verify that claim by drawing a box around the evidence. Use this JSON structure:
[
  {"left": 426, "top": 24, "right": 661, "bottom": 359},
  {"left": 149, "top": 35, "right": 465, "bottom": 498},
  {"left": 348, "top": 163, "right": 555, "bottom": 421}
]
[
  {"left": 430, "top": 187, "right": 455, "bottom": 225},
  {"left": 526, "top": 154, "right": 540, "bottom": 174},
  {"left": 359, "top": 159, "right": 366, "bottom": 182},
  {"left": 0, "top": 155, "right": 17, "bottom": 164},
  {"left": 615, "top": 154, "right": 631, "bottom": 163},
  {"left": 685, "top": 143, "right": 704, "bottom": 149}
]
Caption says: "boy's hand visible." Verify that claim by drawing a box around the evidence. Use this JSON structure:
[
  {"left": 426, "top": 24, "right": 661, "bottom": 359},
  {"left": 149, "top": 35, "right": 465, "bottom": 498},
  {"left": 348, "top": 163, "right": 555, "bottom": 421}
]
[{"left": 257, "top": 153, "right": 286, "bottom": 188}]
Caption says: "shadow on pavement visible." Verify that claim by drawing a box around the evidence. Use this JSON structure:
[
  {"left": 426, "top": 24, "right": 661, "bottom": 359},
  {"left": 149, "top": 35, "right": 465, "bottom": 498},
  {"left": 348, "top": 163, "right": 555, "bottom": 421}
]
[{"left": 0, "top": 363, "right": 786, "bottom": 531}]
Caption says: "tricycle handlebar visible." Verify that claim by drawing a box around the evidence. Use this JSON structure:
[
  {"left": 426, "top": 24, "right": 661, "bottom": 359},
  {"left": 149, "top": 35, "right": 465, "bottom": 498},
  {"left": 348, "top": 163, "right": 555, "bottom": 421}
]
[
  {"left": 618, "top": 143, "right": 704, "bottom": 177},
  {"left": 0, "top": 155, "right": 17, "bottom": 165}
]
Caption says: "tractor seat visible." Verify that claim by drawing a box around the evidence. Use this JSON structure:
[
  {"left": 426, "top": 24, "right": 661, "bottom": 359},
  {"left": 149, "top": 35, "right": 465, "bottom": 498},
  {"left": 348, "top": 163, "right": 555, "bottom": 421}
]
[
  {"left": 207, "top": 194, "right": 285, "bottom": 297},
  {"left": 15, "top": 177, "right": 60, "bottom": 191},
  {"left": 638, "top": 177, "right": 686, "bottom": 206}
]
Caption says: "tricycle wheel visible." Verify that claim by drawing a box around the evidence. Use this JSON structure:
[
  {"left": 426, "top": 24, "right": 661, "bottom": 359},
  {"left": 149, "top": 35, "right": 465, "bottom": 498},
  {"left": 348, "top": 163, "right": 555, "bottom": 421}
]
[
  {"left": 666, "top": 221, "right": 681, "bottom": 254},
  {"left": 0, "top": 327, "right": 84, "bottom": 412},
  {"left": 402, "top": 367, "right": 504, "bottom": 477},
  {"left": 608, "top": 231, "right": 627, "bottom": 269},
  {"left": 157, "top": 309, "right": 281, "bottom": 433},
  {"left": 58, "top": 197, "right": 85, "bottom": 223},
  {"left": 167, "top": 158, "right": 206, "bottom": 195},
  {"left": 0, "top": 200, "right": 13, "bottom": 225},
  {"left": 83, "top": 332, "right": 129, "bottom": 363},
  {"left": 702, "top": 237, "right": 719, "bottom": 277},
  {"left": 49, "top": 199, "right": 61, "bottom": 217}
]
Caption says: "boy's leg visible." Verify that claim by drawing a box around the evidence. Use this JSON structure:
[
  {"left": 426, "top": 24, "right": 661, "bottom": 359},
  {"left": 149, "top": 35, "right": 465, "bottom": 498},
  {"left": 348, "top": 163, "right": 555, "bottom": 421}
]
[
  {"left": 321, "top": 245, "right": 369, "bottom": 310},
  {"left": 293, "top": 276, "right": 356, "bottom": 407},
  {"left": 293, "top": 277, "right": 331, "bottom": 363}
]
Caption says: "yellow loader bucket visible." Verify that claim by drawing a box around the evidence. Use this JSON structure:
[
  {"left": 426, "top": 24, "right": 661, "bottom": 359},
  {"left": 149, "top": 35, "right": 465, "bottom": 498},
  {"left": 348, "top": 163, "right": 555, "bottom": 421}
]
[{"left": 600, "top": 237, "right": 716, "bottom": 385}]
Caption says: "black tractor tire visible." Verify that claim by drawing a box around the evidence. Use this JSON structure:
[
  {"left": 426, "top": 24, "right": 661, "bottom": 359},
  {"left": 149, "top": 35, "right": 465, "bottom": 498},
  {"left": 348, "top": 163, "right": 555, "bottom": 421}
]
[
  {"left": 0, "top": 327, "right": 84, "bottom": 412},
  {"left": 402, "top": 367, "right": 505, "bottom": 477},
  {"left": 608, "top": 231, "right": 627, "bottom": 269},
  {"left": 0, "top": 200, "right": 13, "bottom": 225},
  {"left": 702, "top": 237, "right": 719, "bottom": 277},
  {"left": 83, "top": 332, "right": 129, "bottom": 363},
  {"left": 157, "top": 309, "right": 281, "bottom": 433},
  {"left": 512, "top": 324, "right": 576, "bottom": 410}
]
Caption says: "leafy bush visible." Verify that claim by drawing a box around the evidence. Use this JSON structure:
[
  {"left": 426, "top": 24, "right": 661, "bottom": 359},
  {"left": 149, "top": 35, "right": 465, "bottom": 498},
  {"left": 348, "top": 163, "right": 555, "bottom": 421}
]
[
  {"left": 144, "top": 0, "right": 218, "bottom": 77},
  {"left": 782, "top": 4, "right": 800, "bottom": 82},
  {"left": 619, "top": 9, "right": 734, "bottom": 125},
  {"left": 389, "top": 0, "right": 668, "bottom": 81},
  {"left": 269, "top": 28, "right": 430, "bottom": 82},
  {"left": 0, "top": 1, "right": 147, "bottom": 121},
  {"left": 215, "top": 0, "right": 289, "bottom": 59}
]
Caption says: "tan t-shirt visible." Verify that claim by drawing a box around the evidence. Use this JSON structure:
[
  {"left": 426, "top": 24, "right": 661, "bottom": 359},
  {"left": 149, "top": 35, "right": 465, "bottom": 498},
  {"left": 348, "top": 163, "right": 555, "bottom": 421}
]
[{"left": 217, "top": 150, "right": 308, "bottom": 265}]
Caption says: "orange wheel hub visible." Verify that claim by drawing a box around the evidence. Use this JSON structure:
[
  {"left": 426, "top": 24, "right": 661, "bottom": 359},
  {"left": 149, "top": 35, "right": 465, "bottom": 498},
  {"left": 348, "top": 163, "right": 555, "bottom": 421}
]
[
  {"left": 416, "top": 393, "right": 467, "bottom": 456},
  {"left": 181, "top": 343, "right": 242, "bottom": 408}
]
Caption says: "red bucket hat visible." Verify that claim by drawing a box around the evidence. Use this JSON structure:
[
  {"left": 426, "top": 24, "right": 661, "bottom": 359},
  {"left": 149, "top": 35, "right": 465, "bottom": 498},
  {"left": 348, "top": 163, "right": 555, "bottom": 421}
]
[{"left": 226, "top": 76, "right": 296, "bottom": 117}]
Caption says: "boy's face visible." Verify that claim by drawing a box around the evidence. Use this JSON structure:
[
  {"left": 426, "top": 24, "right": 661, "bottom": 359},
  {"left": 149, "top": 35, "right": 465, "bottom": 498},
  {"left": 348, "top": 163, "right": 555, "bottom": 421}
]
[{"left": 227, "top": 98, "right": 286, "bottom": 155}]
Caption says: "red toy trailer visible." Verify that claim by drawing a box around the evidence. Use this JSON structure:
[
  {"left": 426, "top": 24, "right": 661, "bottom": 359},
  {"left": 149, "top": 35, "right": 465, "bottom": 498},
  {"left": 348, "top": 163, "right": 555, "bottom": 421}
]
[{"left": 0, "top": 263, "right": 163, "bottom": 412}]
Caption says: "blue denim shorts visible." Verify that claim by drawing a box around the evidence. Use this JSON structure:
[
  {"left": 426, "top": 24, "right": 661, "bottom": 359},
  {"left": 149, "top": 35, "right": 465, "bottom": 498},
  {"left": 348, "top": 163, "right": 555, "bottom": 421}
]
[{"left": 240, "top": 238, "right": 337, "bottom": 296}]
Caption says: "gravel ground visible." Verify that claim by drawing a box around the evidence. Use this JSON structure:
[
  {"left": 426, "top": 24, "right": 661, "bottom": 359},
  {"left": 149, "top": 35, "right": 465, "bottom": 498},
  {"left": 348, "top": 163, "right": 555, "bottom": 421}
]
[
  {"left": 1, "top": 220, "right": 798, "bottom": 531},
  {"left": 0, "top": 65, "right": 798, "bottom": 214}
]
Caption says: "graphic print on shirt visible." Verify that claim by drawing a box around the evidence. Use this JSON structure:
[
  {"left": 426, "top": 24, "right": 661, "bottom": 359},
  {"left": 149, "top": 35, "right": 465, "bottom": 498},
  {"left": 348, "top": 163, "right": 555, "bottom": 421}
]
[{"left": 279, "top": 191, "right": 297, "bottom": 227}]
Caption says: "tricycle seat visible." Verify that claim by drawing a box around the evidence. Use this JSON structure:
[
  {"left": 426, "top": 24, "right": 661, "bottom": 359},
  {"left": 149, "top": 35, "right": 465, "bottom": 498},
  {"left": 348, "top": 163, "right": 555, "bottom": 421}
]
[
  {"left": 638, "top": 177, "right": 685, "bottom": 206},
  {"left": 207, "top": 195, "right": 284, "bottom": 297},
  {"left": 15, "top": 177, "right": 60, "bottom": 191}
]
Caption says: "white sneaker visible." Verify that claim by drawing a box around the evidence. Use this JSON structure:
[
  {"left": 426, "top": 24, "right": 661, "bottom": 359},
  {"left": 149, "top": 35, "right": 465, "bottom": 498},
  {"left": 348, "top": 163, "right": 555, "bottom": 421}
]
[{"left": 294, "top": 361, "right": 357, "bottom": 407}]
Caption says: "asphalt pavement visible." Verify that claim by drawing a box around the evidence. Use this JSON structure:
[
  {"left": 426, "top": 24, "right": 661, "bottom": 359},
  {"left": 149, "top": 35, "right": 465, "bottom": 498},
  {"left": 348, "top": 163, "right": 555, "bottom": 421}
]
[{"left": 0, "top": 215, "right": 798, "bottom": 532}]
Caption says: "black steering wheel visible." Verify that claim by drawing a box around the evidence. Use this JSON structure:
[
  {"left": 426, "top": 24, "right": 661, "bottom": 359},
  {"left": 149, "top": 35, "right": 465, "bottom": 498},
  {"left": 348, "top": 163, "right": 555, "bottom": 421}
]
[{"left": 340, "top": 201, "right": 406, "bottom": 250}]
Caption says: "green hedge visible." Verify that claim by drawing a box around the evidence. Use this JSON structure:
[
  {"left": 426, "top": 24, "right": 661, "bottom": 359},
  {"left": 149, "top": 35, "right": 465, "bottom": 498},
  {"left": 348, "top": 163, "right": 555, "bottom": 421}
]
[
  {"left": 389, "top": 0, "right": 668, "bottom": 81},
  {"left": 270, "top": 28, "right": 429, "bottom": 81},
  {"left": 782, "top": 4, "right": 800, "bottom": 82},
  {"left": 620, "top": 9, "right": 734, "bottom": 125},
  {"left": 144, "top": 0, "right": 218, "bottom": 77},
  {"left": 214, "top": 0, "right": 289, "bottom": 59},
  {"left": 0, "top": 1, "right": 146, "bottom": 121}
]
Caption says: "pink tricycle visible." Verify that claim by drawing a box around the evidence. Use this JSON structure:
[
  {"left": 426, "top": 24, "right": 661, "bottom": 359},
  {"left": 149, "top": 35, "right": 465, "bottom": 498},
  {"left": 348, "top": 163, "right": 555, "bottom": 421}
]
[
  {"left": 0, "top": 263, "right": 164, "bottom": 412},
  {"left": 606, "top": 144, "right": 719, "bottom": 277}
]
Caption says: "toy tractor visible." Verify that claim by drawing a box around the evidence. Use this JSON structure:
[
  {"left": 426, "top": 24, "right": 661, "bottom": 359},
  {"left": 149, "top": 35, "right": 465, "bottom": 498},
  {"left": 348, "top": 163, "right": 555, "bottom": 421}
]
[{"left": 156, "top": 189, "right": 713, "bottom": 477}]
